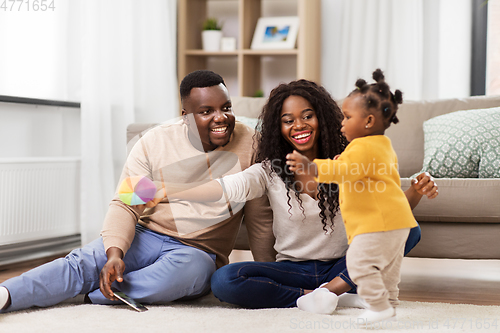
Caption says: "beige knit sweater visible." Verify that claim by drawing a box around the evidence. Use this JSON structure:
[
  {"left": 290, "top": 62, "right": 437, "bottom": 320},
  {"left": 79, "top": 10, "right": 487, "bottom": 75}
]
[{"left": 101, "top": 121, "right": 275, "bottom": 267}]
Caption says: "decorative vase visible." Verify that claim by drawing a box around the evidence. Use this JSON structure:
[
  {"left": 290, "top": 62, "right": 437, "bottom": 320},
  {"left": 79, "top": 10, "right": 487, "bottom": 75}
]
[{"left": 202, "top": 30, "right": 222, "bottom": 51}]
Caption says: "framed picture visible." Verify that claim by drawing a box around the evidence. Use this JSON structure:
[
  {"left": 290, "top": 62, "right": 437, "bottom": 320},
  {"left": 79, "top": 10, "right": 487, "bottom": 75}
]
[{"left": 251, "top": 16, "right": 300, "bottom": 50}]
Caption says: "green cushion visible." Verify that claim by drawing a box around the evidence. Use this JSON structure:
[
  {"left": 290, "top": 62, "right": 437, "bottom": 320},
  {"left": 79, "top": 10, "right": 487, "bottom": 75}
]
[{"left": 420, "top": 107, "right": 500, "bottom": 178}]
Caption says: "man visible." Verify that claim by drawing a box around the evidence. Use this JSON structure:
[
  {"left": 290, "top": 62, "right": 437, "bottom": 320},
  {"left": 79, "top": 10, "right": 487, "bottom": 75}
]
[{"left": 0, "top": 70, "right": 275, "bottom": 312}]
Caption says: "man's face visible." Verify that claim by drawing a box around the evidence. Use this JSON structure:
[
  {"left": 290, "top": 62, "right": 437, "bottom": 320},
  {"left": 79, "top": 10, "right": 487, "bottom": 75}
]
[{"left": 182, "top": 83, "right": 236, "bottom": 152}]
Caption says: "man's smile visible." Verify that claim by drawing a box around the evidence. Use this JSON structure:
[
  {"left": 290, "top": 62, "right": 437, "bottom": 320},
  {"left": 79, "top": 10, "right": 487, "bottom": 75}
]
[{"left": 211, "top": 126, "right": 228, "bottom": 134}]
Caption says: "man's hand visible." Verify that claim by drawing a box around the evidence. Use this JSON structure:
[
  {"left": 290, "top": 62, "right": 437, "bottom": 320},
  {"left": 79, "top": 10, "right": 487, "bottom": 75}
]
[
  {"left": 286, "top": 150, "right": 318, "bottom": 177},
  {"left": 411, "top": 172, "right": 438, "bottom": 199},
  {"left": 99, "top": 247, "right": 125, "bottom": 300}
]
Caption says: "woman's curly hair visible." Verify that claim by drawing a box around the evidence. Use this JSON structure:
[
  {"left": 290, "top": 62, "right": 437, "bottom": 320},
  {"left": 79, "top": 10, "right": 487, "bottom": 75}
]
[{"left": 254, "top": 79, "right": 347, "bottom": 232}]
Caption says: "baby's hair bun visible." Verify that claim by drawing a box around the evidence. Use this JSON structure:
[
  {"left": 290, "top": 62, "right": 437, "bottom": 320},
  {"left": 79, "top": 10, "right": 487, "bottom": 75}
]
[
  {"left": 372, "top": 68, "right": 385, "bottom": 83},
  {"left": 355, "top": 78, "right": 367, "bottom": 89},
  {"left": 391, "top": 115, "right": 400, "bottom": 124},
  {"left": 394, "top": 89, "right": 403, "bottom": 104}
]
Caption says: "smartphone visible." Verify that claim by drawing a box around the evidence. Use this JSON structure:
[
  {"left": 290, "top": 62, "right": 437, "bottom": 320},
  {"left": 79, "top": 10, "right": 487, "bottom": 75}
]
[{"left": 111, "top": 288, "right": 148, "bottom": 312}]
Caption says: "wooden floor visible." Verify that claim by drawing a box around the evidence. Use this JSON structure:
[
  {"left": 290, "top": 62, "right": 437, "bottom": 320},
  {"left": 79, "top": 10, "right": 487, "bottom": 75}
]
[
  {"left": 1, "top": 252, "right": 499, "bottom": 306},
  {"left": 398, "top": 257, "right": 500, "bottom": 305}
]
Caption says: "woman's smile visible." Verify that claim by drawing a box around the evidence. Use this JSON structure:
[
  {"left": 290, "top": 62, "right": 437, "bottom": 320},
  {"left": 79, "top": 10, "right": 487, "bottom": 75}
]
[{"left": 292, "top": 130, "right": 312, "bottom": 144}]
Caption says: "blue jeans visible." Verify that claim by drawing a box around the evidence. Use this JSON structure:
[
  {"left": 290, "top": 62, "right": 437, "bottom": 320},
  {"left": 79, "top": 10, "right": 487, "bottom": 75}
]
[
  {"left": 211, "top": 225, "right": 421, "bottom": 308},
  {"left": 1, "top": 224, "right": 216, "bottom": 312}
]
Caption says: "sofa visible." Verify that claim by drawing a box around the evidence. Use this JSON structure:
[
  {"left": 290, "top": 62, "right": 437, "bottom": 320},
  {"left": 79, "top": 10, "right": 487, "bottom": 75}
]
[{"left": 127, "top": 94, "right": 500, "bottom": 260}]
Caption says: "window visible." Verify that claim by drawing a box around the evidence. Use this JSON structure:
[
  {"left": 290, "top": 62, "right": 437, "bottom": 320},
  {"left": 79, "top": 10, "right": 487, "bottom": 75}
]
[{"left": 0, "top": 2, "right": 80, "bottom": 101}]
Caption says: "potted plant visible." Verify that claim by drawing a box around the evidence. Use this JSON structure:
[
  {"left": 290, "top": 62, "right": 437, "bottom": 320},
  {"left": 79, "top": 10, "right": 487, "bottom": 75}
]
[{"left": 202, "top": 18, "right": 223, "bottom": 51}]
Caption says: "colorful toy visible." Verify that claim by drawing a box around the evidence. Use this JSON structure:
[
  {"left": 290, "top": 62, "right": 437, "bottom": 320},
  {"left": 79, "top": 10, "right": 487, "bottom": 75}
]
[{"left": 118, "top": 176, "right": 157, "bottom": 206}]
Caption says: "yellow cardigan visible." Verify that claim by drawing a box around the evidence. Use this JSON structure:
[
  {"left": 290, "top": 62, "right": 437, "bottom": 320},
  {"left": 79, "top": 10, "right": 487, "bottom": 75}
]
[{"left": 314, "top": 135, "right": 417, "bottom": 244}]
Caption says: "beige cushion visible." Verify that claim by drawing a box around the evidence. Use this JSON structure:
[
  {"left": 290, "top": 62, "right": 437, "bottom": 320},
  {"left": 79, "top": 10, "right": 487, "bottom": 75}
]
[
  {"left": 231, "top": 96, "right": 267, "bottom": 118},
  {"left": 401, "top": 178, "right": 500, "bottom": 223},
  {"left": 387, "top": 95, "right": 500, "bottom": 177}
]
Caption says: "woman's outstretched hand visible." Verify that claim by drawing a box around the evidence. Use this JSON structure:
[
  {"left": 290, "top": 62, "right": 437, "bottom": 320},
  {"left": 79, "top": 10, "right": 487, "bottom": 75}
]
[{"left": 129, "top": 187, "right": 167, "bottom": 211}]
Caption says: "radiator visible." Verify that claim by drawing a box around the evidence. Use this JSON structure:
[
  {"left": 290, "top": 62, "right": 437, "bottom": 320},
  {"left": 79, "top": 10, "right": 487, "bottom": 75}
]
[{"left": 0, "top": 157, "right": 81, "bottom": 266}]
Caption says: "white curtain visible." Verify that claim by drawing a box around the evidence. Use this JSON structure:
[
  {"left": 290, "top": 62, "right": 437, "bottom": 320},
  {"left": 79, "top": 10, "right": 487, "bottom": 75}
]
[
  {"left": 487, "top": 0, "right": 500, "bottom": 95},
  {"left": 79, "top": 0, "right": 178, "bottom": 245},
  {"left": 321, "top": 0, "right": 471, "bottom": 101}
]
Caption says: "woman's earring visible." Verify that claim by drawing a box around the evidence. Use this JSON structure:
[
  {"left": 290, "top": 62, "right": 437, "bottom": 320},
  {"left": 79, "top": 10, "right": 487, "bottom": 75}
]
[{"left": 365, "top": 124, "right": 369, "bottom": 129}]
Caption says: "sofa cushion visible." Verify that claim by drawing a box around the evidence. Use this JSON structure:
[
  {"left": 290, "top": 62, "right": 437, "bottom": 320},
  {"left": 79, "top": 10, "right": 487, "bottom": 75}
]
[
  {"left": 401, "top": 178, "right": 500, "bottom": 223},
  {"left": 385, "top": 95, "right": 500, "bottom": 177},
  {"left": 231, "top": 96, "right": 267, "bottom": 118},
  {"left": 418, "top": 107, "right": 500, "bottom": 178}
]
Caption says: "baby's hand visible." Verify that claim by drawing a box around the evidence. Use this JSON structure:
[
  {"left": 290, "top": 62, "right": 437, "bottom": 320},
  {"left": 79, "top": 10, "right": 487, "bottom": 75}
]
[
  {"left": 412, "top": 172, "right": 438, "bottom": 199},
  {"left": 286, "top": 150, "right": 317, "bottom": 177}
]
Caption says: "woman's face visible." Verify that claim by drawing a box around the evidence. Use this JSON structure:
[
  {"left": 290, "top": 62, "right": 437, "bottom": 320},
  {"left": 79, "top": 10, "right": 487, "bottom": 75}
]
[{"left": 280, "top": 95, "right": 320, "bottom": 160}]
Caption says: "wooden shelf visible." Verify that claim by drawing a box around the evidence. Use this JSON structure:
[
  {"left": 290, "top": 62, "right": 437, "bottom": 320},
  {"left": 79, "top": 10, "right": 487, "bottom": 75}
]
[
  {"left": 185, "top": 50, "right": 239, "bottom": 56},
  {"left": 178, "top": 0, "right": 321, "bottom": 97},
  {"left": 241, "top": 49, "right": 298, "bottom": 55},
  {"left": 184, "top": 49, "right": 298, "bottom": 56}
]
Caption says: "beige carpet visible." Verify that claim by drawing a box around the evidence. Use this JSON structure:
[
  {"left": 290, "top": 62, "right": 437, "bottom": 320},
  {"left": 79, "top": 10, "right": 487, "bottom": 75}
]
[{"left": 1, "top": 293, "right": 499, "bottom": 333}]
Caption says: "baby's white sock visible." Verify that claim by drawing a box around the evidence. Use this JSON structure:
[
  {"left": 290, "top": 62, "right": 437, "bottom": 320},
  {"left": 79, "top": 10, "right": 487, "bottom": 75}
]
[
  {"left": 357, "top": 307, "right": 396, "bottom": 326},
  {"left": 296, "top": 287, "right": 338, "bottom": 315},
  {"left": 337, "top": 293, "right": 368, "bottom": 309},
  {"left": 0, "top": 286, "right": 10, "bottom": 310}
]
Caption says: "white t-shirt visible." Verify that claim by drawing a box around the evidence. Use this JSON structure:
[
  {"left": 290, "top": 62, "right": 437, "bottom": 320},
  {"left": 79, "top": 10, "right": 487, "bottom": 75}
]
[{"left": 219, "top": 162, "right": 348, "bottom": 262}]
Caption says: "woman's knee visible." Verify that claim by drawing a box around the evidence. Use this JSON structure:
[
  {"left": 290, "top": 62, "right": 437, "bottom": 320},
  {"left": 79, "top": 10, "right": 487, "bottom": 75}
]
[
  {"left": 210, "top": 262, "right": 246, "bottom": 302},
  {"left": 404, "top": 224, "right": 421, "bottom": 256},
  {"left": 210, "top": 265, "right": 230, "bottom": 294}
]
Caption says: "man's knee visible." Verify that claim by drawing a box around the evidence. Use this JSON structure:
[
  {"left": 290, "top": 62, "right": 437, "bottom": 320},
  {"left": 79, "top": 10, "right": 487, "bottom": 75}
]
[
  {"left": 169, "top": 247, "right": 215, "bottom": 271},
  {"left": 167, "top": 247, "right": 216, "bottom": 292}
]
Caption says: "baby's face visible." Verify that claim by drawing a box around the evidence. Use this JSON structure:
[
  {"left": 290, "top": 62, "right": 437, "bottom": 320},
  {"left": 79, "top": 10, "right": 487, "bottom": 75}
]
[{"left": 340, "top": 96, "right": 370, "bottom": 142}]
